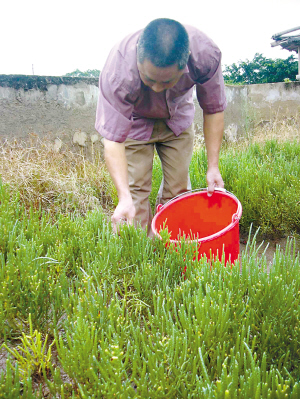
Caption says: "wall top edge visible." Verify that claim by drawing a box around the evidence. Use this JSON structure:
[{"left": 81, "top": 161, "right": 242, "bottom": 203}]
[
  {"left": 225, "top": 81, "right": 300, "bottom": 88},
  {"left": 1, "top": 75, "right": 300, "bottom": 92},
  {"left": 0, "top": 75, "right": 99, "bottom": 91}
]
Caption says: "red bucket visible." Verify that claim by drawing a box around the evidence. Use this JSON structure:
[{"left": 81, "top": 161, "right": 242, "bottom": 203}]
[{"left": 151, "top": 188, "right": 242, "bottom": 265}]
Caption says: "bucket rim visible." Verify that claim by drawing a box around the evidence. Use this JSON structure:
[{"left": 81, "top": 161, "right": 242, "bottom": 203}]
[{"left": 151, "top": 188, "right": 242, "bottom": 244}]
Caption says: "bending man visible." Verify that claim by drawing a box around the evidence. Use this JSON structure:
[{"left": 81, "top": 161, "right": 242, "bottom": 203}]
[{"left": 95, "top": 18, "right": 227, "bottom": 234}]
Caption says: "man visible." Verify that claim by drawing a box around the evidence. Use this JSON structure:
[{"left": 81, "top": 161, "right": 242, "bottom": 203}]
[{"left": 95, "top": 18, "right": 226, "bottom": 234}]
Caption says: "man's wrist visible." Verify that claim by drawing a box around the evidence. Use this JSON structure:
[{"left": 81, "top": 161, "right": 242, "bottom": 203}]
[
  {"left": 118, "top": 191, "right": 132, "bottom": 202},
  {"left": 207, "top": 162, "right": 220, "bottom": 170}
]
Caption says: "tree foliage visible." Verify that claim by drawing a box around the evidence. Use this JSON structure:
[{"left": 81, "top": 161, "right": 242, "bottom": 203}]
[
  {"left": 223, "top": 53, "right": 298, "bottom": 84},
  {"left": 64, "top": 69, "right": 100, "bottom": 78}
]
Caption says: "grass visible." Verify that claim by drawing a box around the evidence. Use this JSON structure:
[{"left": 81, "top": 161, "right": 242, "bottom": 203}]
[{"left": 0, "top": 124, "right": 299, "bottom": 397}]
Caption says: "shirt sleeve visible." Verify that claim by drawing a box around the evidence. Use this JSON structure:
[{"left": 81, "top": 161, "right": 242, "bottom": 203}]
[
  {"left": 188, "top": 28, "right": 227, "bottom": 114},
  {"left": 196, "top": 60, "right": 227, "bottom": 114},
  {"left": 95, "top": 69, "right": 135, "bottom": 143}
]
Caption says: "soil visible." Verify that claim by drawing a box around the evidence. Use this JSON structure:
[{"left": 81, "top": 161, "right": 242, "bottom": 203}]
[{"left": 239, "top": 234, "right": 299, "bottom": 268}]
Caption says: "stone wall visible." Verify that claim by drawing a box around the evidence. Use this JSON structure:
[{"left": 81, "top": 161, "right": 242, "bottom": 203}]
[{"left": 1, "top": 75, "right": 299, "bottom": 152}]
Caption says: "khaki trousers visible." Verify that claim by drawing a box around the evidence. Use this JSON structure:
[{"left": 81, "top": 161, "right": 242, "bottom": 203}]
[{"left": 125, "top": 120, "right": 194, "bottom": 234}]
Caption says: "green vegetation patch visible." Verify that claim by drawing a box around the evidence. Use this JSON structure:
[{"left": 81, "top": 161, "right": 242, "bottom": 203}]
[{"left": 0, "top": 181, "right": 300, "bottom": 398}]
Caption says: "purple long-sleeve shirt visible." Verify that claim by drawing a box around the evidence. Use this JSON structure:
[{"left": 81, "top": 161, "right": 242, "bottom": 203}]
[{"left": 95, "top": 25, "right": 227, "bottom": 143}]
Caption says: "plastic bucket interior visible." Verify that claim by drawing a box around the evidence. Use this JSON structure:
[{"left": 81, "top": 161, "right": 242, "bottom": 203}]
[{"left": 151, "top": 188, "right": 243, "bottom": 265}]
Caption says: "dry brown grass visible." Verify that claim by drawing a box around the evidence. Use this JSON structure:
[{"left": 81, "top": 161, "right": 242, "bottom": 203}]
[
  {"left": 250, "top": 116, "right": 300, "bottom": 144},
  {"left": 0, "top": 138, "right": 115, "bottom": 216},
  {"left": 1, "top": 116, "right": 299, "bottom": 217},
  {"left": 194, "top": 115, "right": 300, "bottom": 151}
]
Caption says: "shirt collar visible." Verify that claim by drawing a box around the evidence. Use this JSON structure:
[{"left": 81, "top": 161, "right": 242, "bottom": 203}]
[{"left": 183, "top": 64, "right": 189, "bottom": 74}]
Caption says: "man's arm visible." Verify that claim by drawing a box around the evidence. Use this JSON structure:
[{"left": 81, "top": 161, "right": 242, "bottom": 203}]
[
  {"left": 103, "top": 139, "right": 136, "bottom": 230},
  {"left": 203, "top": 111, "right": 225, "bottom": 196}
]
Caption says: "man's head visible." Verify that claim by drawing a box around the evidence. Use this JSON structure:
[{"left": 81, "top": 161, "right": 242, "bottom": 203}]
[{"left": 137, "top": 18, "right": 189, "bottom": 92}]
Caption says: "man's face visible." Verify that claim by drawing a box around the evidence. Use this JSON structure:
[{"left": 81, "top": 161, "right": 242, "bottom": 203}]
[{"left": 137, "top": 59, "right": 185, "bottom": 93}]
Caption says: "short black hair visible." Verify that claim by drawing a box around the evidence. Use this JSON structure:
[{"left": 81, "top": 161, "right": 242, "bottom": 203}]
[{"left": 137, "top": 18, "right": 189, "bottom": 70}]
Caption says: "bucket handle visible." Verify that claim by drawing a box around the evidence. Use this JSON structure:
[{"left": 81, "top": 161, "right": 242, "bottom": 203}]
[
  {"left": 156, "top": 187, "right": 227, "bottom": 213},
  {"left": 232, "top": 212, "right": 240, "bottom": 223}
]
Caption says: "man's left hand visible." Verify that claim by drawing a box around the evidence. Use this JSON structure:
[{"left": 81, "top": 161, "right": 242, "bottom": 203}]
[{"left": 206, "top": 165, "right": 224, "bottom": 196}]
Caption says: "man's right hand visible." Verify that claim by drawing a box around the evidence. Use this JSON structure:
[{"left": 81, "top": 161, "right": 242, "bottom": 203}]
[
  {"left": 103, "top": 138, "right": 136, "bottom": 232},
  {"left": 111, "top": 197, "right": 136, "bottom": 233}
]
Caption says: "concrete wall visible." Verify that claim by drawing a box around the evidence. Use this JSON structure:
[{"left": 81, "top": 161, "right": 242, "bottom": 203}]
[
  {"left": 194, "top": 81, "right": 300, "bottom": 141},
  {"left": 1, "top": 75, "right": 300, "bottom": 151},
  {"left": 0, "top": 75, "right": 100, "bottom": 155}
]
